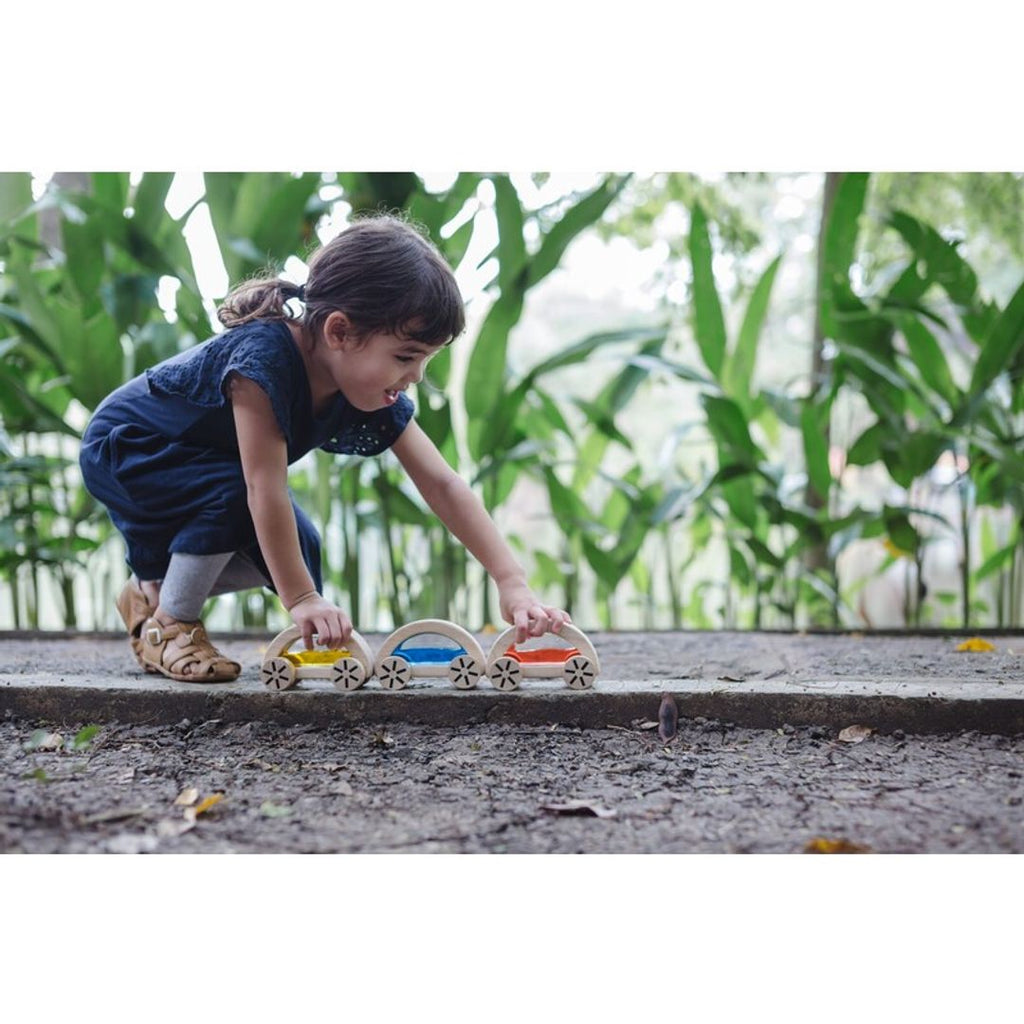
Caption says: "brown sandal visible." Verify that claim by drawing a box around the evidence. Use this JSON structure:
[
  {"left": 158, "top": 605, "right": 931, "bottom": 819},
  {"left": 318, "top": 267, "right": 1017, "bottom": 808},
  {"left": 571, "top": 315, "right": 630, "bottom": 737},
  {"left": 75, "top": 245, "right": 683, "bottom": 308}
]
[
  {"left": 115, "top": 578, "right": 154, "bottom": 669},
  {"left": 140, "top": 616, "right": 241, "bottom": 683}
]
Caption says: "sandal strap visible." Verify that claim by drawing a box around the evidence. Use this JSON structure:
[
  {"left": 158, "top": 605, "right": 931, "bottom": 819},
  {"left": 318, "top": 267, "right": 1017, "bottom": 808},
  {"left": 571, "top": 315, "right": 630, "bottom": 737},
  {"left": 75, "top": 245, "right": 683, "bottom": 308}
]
[{"left": 142, "top": 618, "right": 241, "bottom": 680}]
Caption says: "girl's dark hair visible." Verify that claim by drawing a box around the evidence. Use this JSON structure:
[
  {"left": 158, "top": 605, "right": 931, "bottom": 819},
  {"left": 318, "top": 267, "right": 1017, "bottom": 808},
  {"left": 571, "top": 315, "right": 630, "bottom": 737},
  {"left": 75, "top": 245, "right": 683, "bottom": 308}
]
[{"left": 217, "top": 213, "right": 465, "bottom": 346}]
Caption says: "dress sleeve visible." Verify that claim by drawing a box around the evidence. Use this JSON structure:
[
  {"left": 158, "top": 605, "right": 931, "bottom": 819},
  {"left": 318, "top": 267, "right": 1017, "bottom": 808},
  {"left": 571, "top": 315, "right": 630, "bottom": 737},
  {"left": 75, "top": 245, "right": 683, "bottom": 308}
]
[
  {"left": 320, "top": 393, "right": 414, "bottom": 456},
  {"left": 145, "top": 322, "right": 299, "bottom": 444}
]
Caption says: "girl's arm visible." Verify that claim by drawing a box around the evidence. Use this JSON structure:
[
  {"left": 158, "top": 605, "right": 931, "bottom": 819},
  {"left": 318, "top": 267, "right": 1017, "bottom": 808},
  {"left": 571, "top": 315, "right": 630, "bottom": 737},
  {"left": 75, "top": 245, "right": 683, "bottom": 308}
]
[
  {"left": 392, "top": 420, "right": 570, "bottom": 643},
  {"left": 229, "top": 374, "right": 352, "bottom": 648}
]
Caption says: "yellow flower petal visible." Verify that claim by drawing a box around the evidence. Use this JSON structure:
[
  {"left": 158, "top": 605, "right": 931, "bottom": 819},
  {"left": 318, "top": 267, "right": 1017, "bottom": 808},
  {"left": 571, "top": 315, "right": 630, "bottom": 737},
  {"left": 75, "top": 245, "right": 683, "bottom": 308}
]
[
  {"left": 194, "top": 793, "right": 225, "bottom": 815},
  {"left": 804, "top": 836, "right": 872, "bottom": 854}
]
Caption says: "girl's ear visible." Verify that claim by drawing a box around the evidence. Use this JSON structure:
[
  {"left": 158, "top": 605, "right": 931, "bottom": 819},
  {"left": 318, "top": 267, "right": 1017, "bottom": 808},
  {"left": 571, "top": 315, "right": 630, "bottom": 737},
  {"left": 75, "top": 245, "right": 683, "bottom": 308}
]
[{"left": 324, "top": 311, "right": 355, "bottom": 350}]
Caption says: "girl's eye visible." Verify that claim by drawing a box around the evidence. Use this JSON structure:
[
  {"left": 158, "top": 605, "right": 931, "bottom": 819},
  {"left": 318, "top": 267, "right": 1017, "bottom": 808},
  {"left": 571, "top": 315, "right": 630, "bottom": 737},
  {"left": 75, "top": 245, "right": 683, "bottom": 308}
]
[{"left": 396, "top": 356, "right": 414, "bottom": 364}]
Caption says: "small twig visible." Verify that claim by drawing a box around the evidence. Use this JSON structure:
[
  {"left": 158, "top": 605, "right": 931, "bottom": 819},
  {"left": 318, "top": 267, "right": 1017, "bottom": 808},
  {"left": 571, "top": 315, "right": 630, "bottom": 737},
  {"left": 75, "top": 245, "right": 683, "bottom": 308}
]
[{"left": 79, "top": 806, "right": 148, "bottom": 826}]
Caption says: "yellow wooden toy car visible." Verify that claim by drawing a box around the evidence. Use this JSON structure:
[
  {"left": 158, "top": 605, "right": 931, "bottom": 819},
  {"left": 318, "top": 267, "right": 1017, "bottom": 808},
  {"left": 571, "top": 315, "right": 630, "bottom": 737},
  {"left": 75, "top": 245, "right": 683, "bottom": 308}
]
[{"left": 260, "top": 625, "right": 375, "bottom": 692}]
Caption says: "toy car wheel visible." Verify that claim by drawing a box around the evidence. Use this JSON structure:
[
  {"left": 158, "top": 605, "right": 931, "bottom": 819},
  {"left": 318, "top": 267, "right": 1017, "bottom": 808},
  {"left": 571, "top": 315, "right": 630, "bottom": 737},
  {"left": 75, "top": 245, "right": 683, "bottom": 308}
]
[
  {"left": 564, "top": 655, "right": 596, "bottom": 690},
  {"left": 378, "top": 656, "right": 412, "bottom": 690},
  {"left": 489, "top": 656, "right": 522, "bottom": 692},
  {"left": 448, "top": 654, "right": 482, "bottom": 690},
  {"left": 261, "top": 657, "right": 297, "bottom": 691},
  {"left": 331, "top": 656, "right": 366, "bottom": 692}
]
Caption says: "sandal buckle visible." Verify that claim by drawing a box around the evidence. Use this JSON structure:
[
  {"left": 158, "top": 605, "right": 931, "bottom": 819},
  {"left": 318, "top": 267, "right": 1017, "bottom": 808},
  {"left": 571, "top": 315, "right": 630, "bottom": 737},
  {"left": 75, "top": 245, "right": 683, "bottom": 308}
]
[{"left": 145, "top": 625, "right": 163, "bottom": 645}]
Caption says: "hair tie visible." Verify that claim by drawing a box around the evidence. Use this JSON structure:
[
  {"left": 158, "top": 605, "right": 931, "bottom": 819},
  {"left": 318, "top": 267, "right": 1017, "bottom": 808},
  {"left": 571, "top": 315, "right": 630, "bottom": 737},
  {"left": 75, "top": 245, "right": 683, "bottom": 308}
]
[{"left": 295, "top": 283, "right": 306, "bottom": 301}]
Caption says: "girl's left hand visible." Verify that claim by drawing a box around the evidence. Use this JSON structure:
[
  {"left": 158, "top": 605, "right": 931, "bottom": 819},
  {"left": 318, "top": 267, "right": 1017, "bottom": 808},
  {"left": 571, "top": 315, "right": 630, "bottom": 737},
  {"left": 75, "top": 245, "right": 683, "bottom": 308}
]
[{"left": 498, "top": 579, "right": 572, "bottom": 644}]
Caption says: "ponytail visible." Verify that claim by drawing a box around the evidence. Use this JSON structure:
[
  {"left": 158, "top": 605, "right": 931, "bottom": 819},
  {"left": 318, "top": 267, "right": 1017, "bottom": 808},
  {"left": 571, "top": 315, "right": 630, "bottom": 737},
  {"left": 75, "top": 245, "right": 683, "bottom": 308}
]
[{"left": 217, "top": 276, "right": 304, "bottom": 328}]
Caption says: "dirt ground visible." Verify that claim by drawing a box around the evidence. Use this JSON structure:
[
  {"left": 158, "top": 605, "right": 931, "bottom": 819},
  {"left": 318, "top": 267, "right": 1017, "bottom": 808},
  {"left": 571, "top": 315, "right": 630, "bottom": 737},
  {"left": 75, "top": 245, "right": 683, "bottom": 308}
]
[
  {"left": 2, "top": 629, "right": 1022, "bottom": 854},
  {"left": 2, "top": 713, "right": 1021, "bottom": 854}
]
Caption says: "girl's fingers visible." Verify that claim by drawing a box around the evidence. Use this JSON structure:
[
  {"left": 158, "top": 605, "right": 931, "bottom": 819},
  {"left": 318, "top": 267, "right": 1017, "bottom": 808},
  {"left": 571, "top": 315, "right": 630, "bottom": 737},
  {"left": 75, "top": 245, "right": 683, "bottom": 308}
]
[
  {"left": 295, "top": 601, "right": 352, "bottom": 649},
  {"left": 527, "top": 605, "right": 555, "bottom": 637},
  {"left": 548, "top": 608, "right": 570, "bottom": 632},
  {"left": 510, "top": 604, "right": 572, "bottom": 642},
  {"left": 514, "top": 609, "right": 530, "bottom": 645},
  {"left": 337, "top": 617, "right": 353, "bottom": 646},
  {"left": 327, "top": 616, "right": 352, "bottom": 648}
]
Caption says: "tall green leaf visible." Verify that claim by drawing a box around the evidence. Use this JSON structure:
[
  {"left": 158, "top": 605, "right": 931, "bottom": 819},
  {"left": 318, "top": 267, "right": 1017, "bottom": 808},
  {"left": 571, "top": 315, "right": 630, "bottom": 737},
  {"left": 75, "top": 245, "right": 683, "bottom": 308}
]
[
  {"left": 723, "top": 254, "right": 782, "bottom": 406},
  {"left": 889, "top": 211, "right": 977, "bottom": 298},
  {"left": 526, "top": 175, "right": 631, "bottom": 288},
  {"left": 820, "top": 172, "right": 869, "bottom": 338},
  {"left": 132, "top": 173, "right": 175, "bottom": 238},
  {"left": 969, "top": 278, "right": 1024, "bottom": 398},
  {"left": 801, "top": 401, "right": 832, "bottom": 498},
  {"left": 688, "top": 202, "right": 727, "bottom": 378},
  {"left": 899, "top": 315, "right": 959, "bottom": 406},
  {"left": 491, "top": 175, "right": 527, "bottom": 294},
  {"left": 464, "top": 289, "right": 523, "bottom": 428},
  {"left": 701, "top": 394, "right": 759, "bottom": 464},
  {"left": 0, "top": 173, "right": 33, "bottom": 232},
  {"left": 204, "top": 172, "right": 324, "bottom": 283}
]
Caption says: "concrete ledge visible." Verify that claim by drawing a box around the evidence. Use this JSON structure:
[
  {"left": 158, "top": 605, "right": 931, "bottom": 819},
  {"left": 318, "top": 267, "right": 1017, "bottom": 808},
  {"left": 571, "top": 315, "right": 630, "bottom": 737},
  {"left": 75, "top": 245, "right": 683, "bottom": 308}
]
[
  {"left": 3, "top": 674, "right": 1023, "bottom": 735},
  {"left": 4, "top": 631, "right": 1024, "bottom": 735}
]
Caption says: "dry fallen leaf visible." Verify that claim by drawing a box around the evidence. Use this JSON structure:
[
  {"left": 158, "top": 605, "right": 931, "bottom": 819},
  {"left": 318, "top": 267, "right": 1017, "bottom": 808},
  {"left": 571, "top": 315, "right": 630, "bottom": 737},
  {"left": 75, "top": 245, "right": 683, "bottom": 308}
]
[
  {"left": 838, "top": 724, "right": 873, "bottom": 744},
  {"left": 173, "top": 787, "right": 199, "bottom": 807},
  {"left": 956, "top": 637, "right": 996, "bottom": 653},
  {"left": 541, "top": 800, "right": 617, "bottom": 819},
  {"left": 25, "top": 730, "right": 64, "bottom": 752},
  {"left": 804, "top": 836, "right": 872, "bottom": 854},
  {"left": 658, "top": 694, "right": 678, "bottom": 743}
]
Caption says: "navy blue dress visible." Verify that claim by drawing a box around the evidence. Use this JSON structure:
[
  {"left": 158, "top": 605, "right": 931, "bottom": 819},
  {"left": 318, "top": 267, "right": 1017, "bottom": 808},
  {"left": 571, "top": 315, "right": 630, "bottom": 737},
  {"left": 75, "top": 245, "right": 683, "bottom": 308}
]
[{"left": 79, "top": 319, "right": 414, "bottom": 588}]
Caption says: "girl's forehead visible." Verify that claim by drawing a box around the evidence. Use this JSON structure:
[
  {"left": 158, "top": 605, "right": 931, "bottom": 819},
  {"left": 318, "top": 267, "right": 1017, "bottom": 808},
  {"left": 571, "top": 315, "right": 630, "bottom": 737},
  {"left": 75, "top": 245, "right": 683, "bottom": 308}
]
[
  {"left": 390, "top": 332, "right": 444, "bottom": 353},
  {"left": 394, "top": 314, "right": 453, "bottom": 349}
]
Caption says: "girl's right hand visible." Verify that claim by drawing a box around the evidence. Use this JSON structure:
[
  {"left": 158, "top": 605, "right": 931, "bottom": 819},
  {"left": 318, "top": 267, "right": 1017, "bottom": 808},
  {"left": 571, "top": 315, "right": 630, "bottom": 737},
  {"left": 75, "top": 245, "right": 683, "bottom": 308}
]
[{"left": 289, "top": 594, "right": 353, "bottom": 650}]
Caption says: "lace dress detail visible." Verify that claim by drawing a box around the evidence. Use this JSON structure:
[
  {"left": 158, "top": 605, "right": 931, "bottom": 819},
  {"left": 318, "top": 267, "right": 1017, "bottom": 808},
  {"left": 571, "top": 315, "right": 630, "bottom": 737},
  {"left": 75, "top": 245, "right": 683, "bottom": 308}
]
[{"left": 320, "top": 397, "right": 413, "bottom": 456}]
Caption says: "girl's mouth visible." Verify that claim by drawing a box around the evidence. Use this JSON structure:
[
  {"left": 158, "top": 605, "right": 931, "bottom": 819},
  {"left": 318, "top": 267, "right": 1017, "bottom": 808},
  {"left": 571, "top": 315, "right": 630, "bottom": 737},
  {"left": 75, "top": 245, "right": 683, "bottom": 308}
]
[{"left": 384, "top": 389, "right": 400, "bottom": 406}]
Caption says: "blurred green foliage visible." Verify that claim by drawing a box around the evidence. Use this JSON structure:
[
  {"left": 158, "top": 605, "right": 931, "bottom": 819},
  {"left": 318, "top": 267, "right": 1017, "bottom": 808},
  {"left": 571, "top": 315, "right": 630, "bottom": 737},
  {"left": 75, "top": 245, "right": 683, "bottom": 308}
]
[{"left": 2, "top": 170, "right": 1023, "bottom": 632}]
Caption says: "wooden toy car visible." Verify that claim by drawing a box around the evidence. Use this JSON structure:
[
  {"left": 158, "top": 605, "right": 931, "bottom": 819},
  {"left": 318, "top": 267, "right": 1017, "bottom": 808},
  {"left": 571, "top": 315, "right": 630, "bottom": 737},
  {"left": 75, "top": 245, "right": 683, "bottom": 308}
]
[
  {"left": 260, "top": 624, "right": 375, "bottom": 692},
  {"left": 485, "top": 624, "right": 599, "bottom": 691},
  {"left": 374, "top": 618, "right": 487, "bottom": 690}
]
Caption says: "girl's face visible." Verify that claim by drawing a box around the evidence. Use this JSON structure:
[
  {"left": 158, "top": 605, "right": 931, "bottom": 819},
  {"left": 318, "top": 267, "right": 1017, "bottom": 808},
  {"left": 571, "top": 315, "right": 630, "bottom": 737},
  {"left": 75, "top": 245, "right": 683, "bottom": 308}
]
[{"left": 331, "top": 329, "right": 442, "bottom": 412}]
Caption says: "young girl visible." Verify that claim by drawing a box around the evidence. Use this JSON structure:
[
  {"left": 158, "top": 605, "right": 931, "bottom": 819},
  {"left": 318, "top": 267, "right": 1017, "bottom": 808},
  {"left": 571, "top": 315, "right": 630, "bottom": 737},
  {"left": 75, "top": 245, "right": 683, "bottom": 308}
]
[{"left": 80, "top": 214, "right": 570, "bottom": 682}]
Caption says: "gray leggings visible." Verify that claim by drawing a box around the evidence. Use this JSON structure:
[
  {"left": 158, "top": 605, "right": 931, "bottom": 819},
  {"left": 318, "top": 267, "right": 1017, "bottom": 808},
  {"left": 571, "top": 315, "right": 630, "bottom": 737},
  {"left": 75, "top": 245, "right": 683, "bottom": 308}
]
[{"left": 145, "top": 551, "right": 271, "bottom": 621}]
